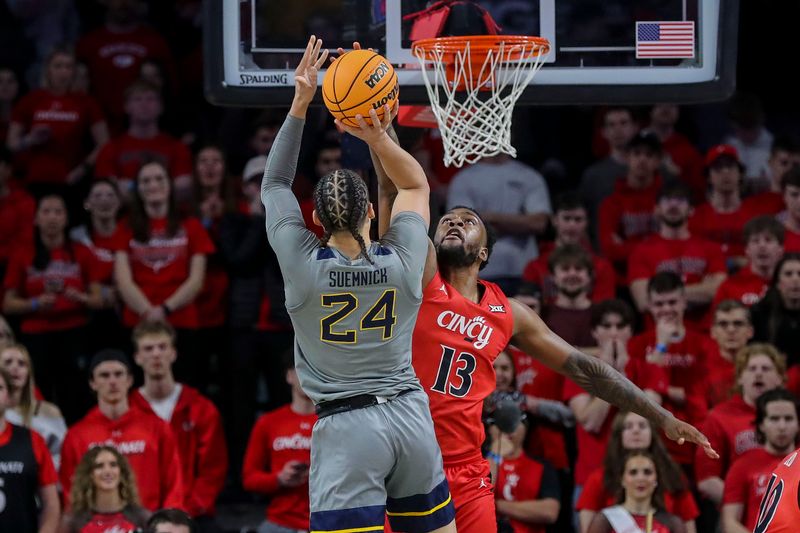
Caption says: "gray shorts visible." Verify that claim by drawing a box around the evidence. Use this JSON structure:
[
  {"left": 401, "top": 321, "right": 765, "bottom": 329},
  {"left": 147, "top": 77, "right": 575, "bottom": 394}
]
[{"left": 309, "top": 389, "right": 455, "bottom": 533}]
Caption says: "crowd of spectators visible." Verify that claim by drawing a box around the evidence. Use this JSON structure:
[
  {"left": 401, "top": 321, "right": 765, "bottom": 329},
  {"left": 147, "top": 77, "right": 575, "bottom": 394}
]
[{"left": 2, "top": 1, "right": 800, "bottom": 532}]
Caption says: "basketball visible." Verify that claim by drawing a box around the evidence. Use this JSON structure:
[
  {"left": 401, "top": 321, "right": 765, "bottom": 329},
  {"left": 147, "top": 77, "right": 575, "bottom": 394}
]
[{"left": 322, "top": 49, "right": 399, "bottom": 127}]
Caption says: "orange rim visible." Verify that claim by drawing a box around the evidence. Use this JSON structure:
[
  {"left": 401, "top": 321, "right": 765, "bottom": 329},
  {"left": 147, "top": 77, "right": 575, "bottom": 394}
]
[{"left": 412, "top": 35, "right": 550, "bottom": 63}]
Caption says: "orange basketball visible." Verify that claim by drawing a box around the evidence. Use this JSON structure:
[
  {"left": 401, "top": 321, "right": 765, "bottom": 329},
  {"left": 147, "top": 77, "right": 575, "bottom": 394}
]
[{"left": 322, "top": 50, "right": 399, "bottom": 127}]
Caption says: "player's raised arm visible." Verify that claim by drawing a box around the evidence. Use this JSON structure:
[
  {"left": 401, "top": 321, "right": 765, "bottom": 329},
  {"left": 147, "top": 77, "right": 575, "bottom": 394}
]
[{"left": 507, "top": 297, "right": 719, "bottom": 460}]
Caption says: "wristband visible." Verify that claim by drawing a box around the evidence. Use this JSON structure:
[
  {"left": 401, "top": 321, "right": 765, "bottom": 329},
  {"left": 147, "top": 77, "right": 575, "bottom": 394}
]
[
  {"left": 487, "top": 452, "right": 503, "bottom": 464},
  {"left": 161, "top": 303, "right": 172, "bottom": 316},
  {"left": 655, "top": 342, "right": 668, "bottom": 353},
  {"left": 30, "top": 297, "right": 39, "bottom": 312}
]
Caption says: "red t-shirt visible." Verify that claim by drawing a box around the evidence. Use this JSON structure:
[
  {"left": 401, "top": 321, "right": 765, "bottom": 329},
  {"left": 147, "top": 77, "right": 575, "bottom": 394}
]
[
  {"left": 0, "top": 422, "right": 58, "bottom": 487},
  {"left": 10, "top": 89, "right": 104, "bottom": 183},
  {"left": 112, "top": 217, "right": 215, "bottom": 328},
  {"left": 242, "top": 405, "right": 316, "bottom": 530},
  {"left": 521, "top": 242, "right": 616, "bottom": 304},
  {"left": 712, "top": 265, "right": 769, "bottom": 309},
  {"left": 577, "top": 467, "right": 699, "bottom": 521},
  {"left": 3, "top": 246, "right": 98, "bottom": 333},
  {"left": 71, "top": 225, "right": 123, "bottom": 285},
  {"left": 412, "top": 271, "right": 514, "bottom": 465},
  {"left": 495, "top": 454, "right": 559, "bottom": 533},
  {"left": 627, "top": 234, "right": 727, "bottom": 286},
  {"left": 510, "top": 347, "right": 568, "bottom": 470},
  {"left": 688, "top": 203, "right": 752, "bottom": 260},
  {"left": 60, "top": 406, "right": 184, "bottom": 512},
  {"left": 744, "top": 191, "right": 784, "bottom": 217},
  {"left": 77, "top": 511, "right": 140, "bottom": 533},
  {"left": 784, "top": 227, "right": 800, "bottom": 253},
  {"left": 94, "top": 133, "right": 192, "bottom": 182},
  {"left": 723, "top": 447, "right": 786, "bottom": 531},
  {"left": 0, "top": 186, "right": 35, "bottom": 265},
  {"left": 598, "top": 177, "right": 661, "bottom": 264},
  {"left": 695, "top": 394, "right": 758, "bottom": 483},
  {"left": 704, "top": 345, "right": 736, "bottom": 407},
  {"left": 76, "top": 25, "right": 175, "bottom": 131},
  {"left": 628, "top": 329, "right": 712, "bottom": 464}
]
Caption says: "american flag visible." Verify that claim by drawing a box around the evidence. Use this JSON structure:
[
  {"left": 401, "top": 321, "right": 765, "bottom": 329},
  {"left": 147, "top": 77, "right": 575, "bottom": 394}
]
[{"left": 636, "top": 21, "right": 695, "bottom": 59}]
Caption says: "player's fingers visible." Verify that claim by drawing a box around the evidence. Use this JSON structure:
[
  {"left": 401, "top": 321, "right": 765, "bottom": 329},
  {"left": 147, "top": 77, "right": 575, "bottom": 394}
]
[
  {"left": 367, "top": 108, "right": 381, "bottom": 129},
  {"left": 354, "top": 113, "right": 369, "bottom": 129},
  {"left": 333, "top": 119, "right": 346, "bottom": 133},
  {"left": 311, "top": 37, "right": 324, "bottom": 62},
  {"left": 315, "top": 48, "right": 329, "bottom": 69},
  {"left": 302, "top": 35, "right": 316, "bottom": 65},
  {"left": 381, "top": 105, "right": 393, "bottom": 128},
  {"left": 353, "top": 41, "right": 362, "bottom": 50}
]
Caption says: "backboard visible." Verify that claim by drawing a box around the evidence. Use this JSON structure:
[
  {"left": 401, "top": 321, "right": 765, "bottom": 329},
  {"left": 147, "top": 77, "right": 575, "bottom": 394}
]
[{"left": 204, "top": 0, "right": 739, "bottom": 107}]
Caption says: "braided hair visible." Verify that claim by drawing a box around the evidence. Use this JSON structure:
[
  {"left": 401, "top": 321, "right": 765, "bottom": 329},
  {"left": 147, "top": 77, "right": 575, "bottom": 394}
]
[{"left": 313, "top": 169, "right": 373, "bottom": 264}]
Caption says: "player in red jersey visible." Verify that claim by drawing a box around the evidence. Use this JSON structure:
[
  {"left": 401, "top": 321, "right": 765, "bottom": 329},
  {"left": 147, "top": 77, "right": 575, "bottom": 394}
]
[
  {"left": 374, "top": 127, "right": 717, "bottom": 532},
  {"left": 752, "top": 448, "right": 800, "bottom": 532}
]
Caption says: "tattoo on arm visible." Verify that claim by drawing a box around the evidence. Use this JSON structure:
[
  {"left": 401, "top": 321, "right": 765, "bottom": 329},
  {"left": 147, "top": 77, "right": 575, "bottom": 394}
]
[{"left": 563, "top": 351, "right": 670, "bottom": 427}]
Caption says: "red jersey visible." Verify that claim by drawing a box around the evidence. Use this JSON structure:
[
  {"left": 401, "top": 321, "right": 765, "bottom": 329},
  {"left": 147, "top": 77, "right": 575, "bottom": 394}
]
[
  {"left": 112, "top": 217, "right": 215, "bottom": 328},
  {"left": 521, "top": 242, "right": 616, "bottom": 304},
  {"left": 3, "top": 246, "right": 98, "bottom": 333},
  {"left": 695, "top": 394, "right": 757, "bottom": 482},
  {"left": 10, "top": 89, "right": 104, "bottom": 183},
  {"left": 745, "top": 191, "right": 784, "bottom": 217},
  {"left": 598, "top": 176, "right": 661, "bottom": 264},
  {"left": 76, "top": 25, "right": 175, "bottom": 131},
  {"left": 495, "top": 454, "right": 560, "bottom": 533},
  {"left": 704, "top": 345, "right": 736, "bottom": 407},
  {"left": 628, "top": 329, "right": 712, "bottom": 464},
  {"left": 0, "top": 422, "right": 57, "bottom": 487},
  {"left": 60, "top": 406, "right": 184, "bottom": 511},
  {"left": 688, "top": 203, "right": 752, "bottom": 260},
  {"left": 724, "top": 447, "right": 786, "bottom": 531},
  {"left": 0, "top": 186, "right": 34, "bottom": 265},
  {"left": 94, "top": 133, "right": 192, "bottom": 182},
  {"left": 752, "top": 448, "right": 800, "bottom": 532},
  {"left": 130, "top": 386, "right": 227, "bottom": 516},
  {"left": 242, "top": 405, "right": 316, "bottom": 530},
  {"left": 510, "top": 347, "right": 568, "bottom": 470},
  {"left": 412, "top": 271, "right": 514, "bottom": 465},
  {"left": 577, "top": 467, "right": 699, "bottom": 521},
  {"left": 712, "top": 265, "right": 769, "bottom": 308},
  {"left": 627, "top": 234, "right": 727, "bottom": 286}
]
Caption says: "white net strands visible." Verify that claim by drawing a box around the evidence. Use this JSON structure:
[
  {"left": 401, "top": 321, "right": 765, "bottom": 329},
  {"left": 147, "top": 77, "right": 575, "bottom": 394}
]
[{"left": 413, "top": 36, "right": 549, "bottom": 167}]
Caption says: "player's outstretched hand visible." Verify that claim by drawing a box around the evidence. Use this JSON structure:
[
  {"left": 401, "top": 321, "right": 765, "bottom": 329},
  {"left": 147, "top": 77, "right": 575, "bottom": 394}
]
[
  {"left": 663, "top": 416, "right": 719, "bottom": 459},
  {"left": 335, "top": 103, "right": 399, "bottom": 145},
  {"left": 293, "top": 35, "right": 329, "bottom": 107},
  {"left": 331, "top": 41, "right": 374, "bottom": 64}
]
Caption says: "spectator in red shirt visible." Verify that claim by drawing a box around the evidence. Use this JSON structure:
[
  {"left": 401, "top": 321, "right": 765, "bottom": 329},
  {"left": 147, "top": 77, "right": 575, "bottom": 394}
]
[
  {"left": 646, "top": 104, "right": 704, "bottom": 203},
  {"left": 746, "top": 135, "right": 800, "bottom": 217},
  {"left": 59, "top": 445, "right": 150, "bottom": 532},
  {"left": 689, "top": 144, "right": 750, "bottom": 266},
  {"left": 113, "top": 161, "right": 215, "bottom": 384},
  {"left": 751, "top": 253, "right": 800, "bottom": 366},
  {"left": 695, "top": 343, "right": 786, "bottom": 507},
  {"left": 598, "top": 131, "right": 663, "bottom": 276},
  {"left": 0, "top": 366, "right": 60, "bottom": 533},
  {"left": 129, "top": 321, "right": 227, "bottom": 522},
  {"left": 706, "top": 300, "right": 754, "bottom": 407},
  {"left": 70, "top": 179, "right": 125, "bottom": 352},
  {"left": 6, "top": 48, "right": 108, "bottom": 195},
  {"left": 628, "top": 182, "right": 727, "bottom": 326},
  {"left": 3, "top": 194, "right": 102, "bottom": 422},
  {"left": 627, "top": 273, "right": 714, "bottom": 465},
  {"left": 523, "top": 193, "right": 615, "bottom": 304},
  {"left": 76, "top": 0, "right": 176, "bottom": 134},
  {"left": 712, "top": 216, "right": 784, "bottom": 311},
  {"left": 587, "top": 450, "right": 687, "bottom": 533},
  {"left": 242, "top": 353, "right": 316, "bottom": 533},
  {"left": 0, "top": 145, "right": 35, "bottom": 291},
  {"left": 577, "top": 411, "right": 698, "bottom": 533},
  {"left": 60, "top": 349, "right": 184, "bottom": 512},
  {"left": 579, "top": 107, "right": 639, "bottom": 246},
  {"left": 722, "top": 388, "right": 800, "bottom": 533},
  {"left": 486, "top": 412, "right": 560, "bottom": 533},
  {"left": 94, "top": 80, "right": 193, "bottom": 201},
  {"left": 779, "top": 167, "right": 800, "bottom": 252}
]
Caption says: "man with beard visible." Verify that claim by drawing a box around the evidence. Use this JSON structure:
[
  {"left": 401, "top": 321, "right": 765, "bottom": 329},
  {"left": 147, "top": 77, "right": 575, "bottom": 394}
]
[
  {"left": 374, "top": 136, "right": 717, "bottom": 533},
  {"left": 628, "top": 182, "right": 727, "bottom": 328},
  {"left": 541, "top": 244, "right": 596, "bottom": 350}
]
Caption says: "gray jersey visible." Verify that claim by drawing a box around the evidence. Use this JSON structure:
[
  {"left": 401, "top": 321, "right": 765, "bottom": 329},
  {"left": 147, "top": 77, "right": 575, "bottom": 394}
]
[{"left": 261, "top": 115, "right": 428, "bottom": 403}]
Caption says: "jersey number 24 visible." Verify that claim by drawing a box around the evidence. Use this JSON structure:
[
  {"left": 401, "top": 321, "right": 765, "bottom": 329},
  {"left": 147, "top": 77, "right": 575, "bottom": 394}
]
[{"left": 320, "top": 290, "right": 396, "bottom": 343}]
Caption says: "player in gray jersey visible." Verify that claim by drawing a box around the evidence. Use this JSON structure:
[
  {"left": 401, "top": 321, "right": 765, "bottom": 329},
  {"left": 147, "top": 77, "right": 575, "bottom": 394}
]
[{"left": 260, "top": 36, "right": 456, "bottom": 533}]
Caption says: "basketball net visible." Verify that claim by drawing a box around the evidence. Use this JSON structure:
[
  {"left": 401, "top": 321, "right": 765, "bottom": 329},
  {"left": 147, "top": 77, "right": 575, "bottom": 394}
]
[{"left": 413, "top": 36, "right": 550, "bottom": 167}]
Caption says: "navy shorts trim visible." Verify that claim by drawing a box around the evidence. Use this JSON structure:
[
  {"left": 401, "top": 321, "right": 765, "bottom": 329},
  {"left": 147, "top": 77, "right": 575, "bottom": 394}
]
[
  {"left": 386, "top": 478, "right": 456, "bottom": 532},
  {"left": 309, "top": 504, "right": 385, "bottom": 533}
]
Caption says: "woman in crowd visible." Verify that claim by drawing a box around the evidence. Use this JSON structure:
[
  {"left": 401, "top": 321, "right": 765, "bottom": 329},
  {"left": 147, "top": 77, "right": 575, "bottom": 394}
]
[
  {"left": 587, "top": 450, "right": 686, "bottom": 533},
  {"left": 2, "top": 194, "right": 100, "bottom": 421},
  {"left": 577, "top": 411, "right": 697, "bottom": 533},
  {"left": 1, "top": 342, "right": 67, "bottom": 469},
  {"left": 751, "top": 253, "right": 800, "bottom": 366},
  {"left": 70, "top": 178, "right": 124, "bottom": 351},
  {"left": 113, "top": 160, "right": 214, "bottom": 382},
  {"left": 58, "top": 445, "right": 150, "bottom": 532}
]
